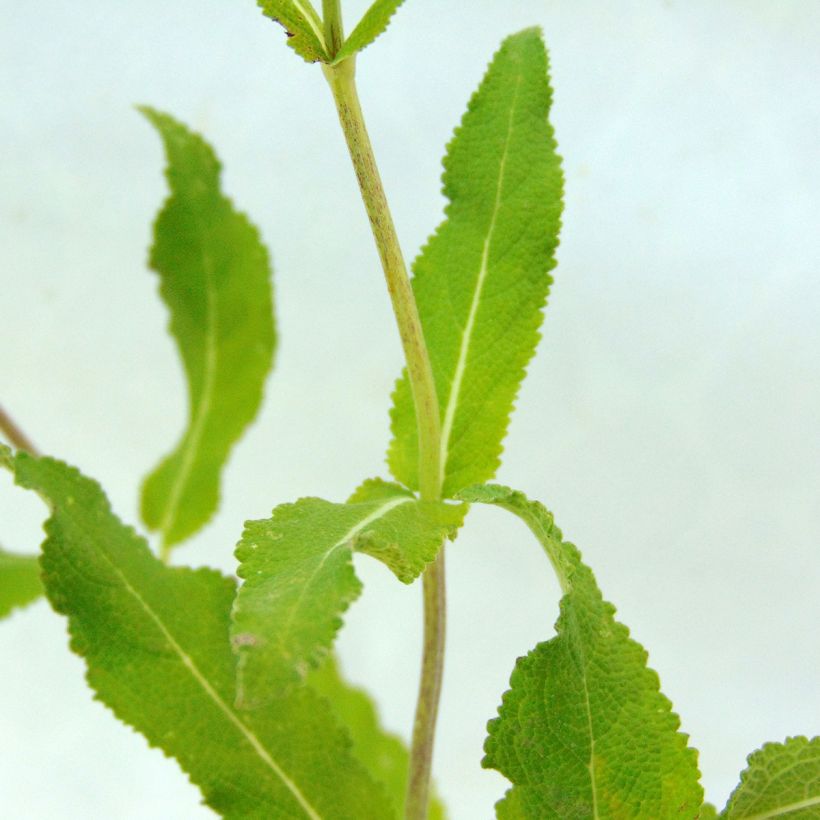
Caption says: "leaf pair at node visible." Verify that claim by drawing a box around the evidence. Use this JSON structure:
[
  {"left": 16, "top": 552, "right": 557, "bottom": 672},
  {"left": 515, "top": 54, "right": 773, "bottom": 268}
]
[{"left": 258, "top": 0, "right": 405, "bottom": 63}]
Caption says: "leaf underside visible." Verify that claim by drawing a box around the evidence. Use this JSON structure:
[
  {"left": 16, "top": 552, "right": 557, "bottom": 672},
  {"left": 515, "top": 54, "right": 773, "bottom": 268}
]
[
  {"left": 231, "top": 478, "right": 465, "bottom": 708},
  {"left": 458, "top": 484, "right": 703, "bottom": 819},
  {"left": 335, "top": 0, "right": 406, "bottom": 62},
  {"left": 0, "top": 546, "right": 42, "bottom": 618},
  {"left": 257, "top": 0, "right": 329, "bottom": 62},
  {"left": 308, "top": 655, "right": 447, "bottom": 820},
  {"left": 3, "top": 446, "right": 393, "bottom": 819},
  {"left": 139, "top": 108, "right": 276, "bottom": 550},
  {"left": 388, "top": 28, "right": 563, "bottom": 497},
  {"left": 721, "top": 736, "right": 820, "bottom": 819}
]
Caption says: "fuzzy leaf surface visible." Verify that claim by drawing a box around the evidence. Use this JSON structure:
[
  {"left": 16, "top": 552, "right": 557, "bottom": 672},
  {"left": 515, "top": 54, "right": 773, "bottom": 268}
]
[
  {"left": 257, "top": 0, "right": 328, "bottom": 62},
  {"left": 308, "top": 655, "right": 446, "bottom": 820},
  {"left": 139, "top": 108, "right": 276, "bottom": 550},
  {"left": 3, "top": 446, "right": 392, "bottom": 819},
  {"left": 335, "top": 0, "right": 405, "bottom": 62},
  {"left": 0, "top": 547, "right": 42, "bottom": 618},
  {"left": 388, "top": 29, "right": 563, "bottom": 496},
  {"left": 721, "top": 736, "right": 820, "bottom": 819},
  {"left": 232, "top": 480, "right": 463, "bottom": 707},
  {"left": 458, "top": 484, "right": 702, "bottom": 818}
]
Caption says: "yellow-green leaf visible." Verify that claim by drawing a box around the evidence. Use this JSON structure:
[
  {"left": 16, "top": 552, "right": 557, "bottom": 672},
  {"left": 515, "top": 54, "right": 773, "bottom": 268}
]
[
  {"left": 257, "top": 0, "right": 329, "bottom": 62},
  {"left": 388, "top": 29, "right": 563, "bottom": 497},
  {"left": 0, "top": 547, "right": 42, "bottom": 618},
  {"left": 231, "top": 479, "right": 465, "bottom": 707},
  {"left": 721, "top": 736, "right": 820, "bottom": 819},
  {"left": 139, "top": 108, "right": 276, "bottom": 551}
]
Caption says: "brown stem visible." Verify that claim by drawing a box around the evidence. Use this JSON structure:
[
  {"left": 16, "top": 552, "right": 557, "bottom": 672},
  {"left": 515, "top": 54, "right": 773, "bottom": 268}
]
[{"left": 0, "top": 405, "right": 40, "bottom": 456}]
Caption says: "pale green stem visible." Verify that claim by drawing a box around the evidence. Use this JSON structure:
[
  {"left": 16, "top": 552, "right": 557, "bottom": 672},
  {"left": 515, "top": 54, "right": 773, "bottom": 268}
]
[
  {"left": 321, "top": 23, "right": 445, "bottom": 818},
  {"left": 321, "top": 0, "right": 343, "bottom": 57}
]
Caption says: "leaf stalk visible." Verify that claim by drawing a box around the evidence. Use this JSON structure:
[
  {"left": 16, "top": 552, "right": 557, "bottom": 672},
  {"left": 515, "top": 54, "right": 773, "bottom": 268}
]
[{"left": 0, "top": 405, "right": 39, "bottom": 456}]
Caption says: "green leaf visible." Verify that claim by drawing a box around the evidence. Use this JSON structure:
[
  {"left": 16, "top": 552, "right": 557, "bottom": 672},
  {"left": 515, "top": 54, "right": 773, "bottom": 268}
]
[
  {"left": 457, "top": 484, "right": 702, "bottom": 819},
  {"left": 232, "top": 479, "right": 464, "bottom": 707},
  {"left": 308, "top": 655, "right": 447, "bottom": 820},
  {"left": 0, "top": 547, "right": 42, "bottom": 618},
  {"left": 388, "top": 29, "right": 563, "bottom": 497},
  {"left": 138, "top": 108, "right": 276, "bottom": 551},
  {"left": 721, "top": 736, "right": 820, "bottom": 819},
  {"left": 334, "top": 0, "right": 406, "bottom": 63},
  {"left": 257, "top": 0, "right": 329, "bottom": 62},
  {"left": 2, "top": 446, "right": 393, "bottom": 819}
]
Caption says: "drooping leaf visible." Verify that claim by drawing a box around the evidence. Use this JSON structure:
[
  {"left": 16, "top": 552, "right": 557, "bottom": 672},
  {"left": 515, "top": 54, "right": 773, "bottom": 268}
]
[
  {"left": 308, "top": 655, "right": 447, "bottom": 820},
  {"left": 389, "top": 29, "right": 563, "bottom": 497},
  {"left": 139, "top": 108, "right": 276, "bottom": 551},
  {"left": 257, "top": 0, "right": 329, "bottom": 62},
  {"left": 334, "top": 0, "right": 406, "bottom": 63},
  {"left": 720, "top": 736, "right": 820, "bottom": 819},
  {"left": 0, "top": 547, "right": 42, "bottom": 618},
  {"left": 458, "top": 484, "right": 702, "bottom": 818},
  {"left": 2, "top": 446, "right": 393, "bottom": 819},
  {"left": 232, "top": 479, "right": 464, "bottom": 707}
]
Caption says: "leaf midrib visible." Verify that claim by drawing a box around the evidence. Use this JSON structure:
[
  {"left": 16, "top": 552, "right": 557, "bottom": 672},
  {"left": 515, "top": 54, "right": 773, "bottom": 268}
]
[
  {"left": 158, "top": 245, "right": 219, "bottom": 541},
  {"left": 437, "top": 74, "right": 523, "bottom": 488},
  {"left": 739, "top": 794, "right": 820, "bottom": 820},
  {"left": 276, "top": 494, "right": 413, "bottom": 646},
  {"left": 105, "top": 555, "right": 322, "bottom": 820}
]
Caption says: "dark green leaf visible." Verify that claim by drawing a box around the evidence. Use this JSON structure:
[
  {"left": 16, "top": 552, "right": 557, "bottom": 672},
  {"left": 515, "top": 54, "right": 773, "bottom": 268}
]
[{"left": 2, "top": 445, "right": 393, "bottom": 819}]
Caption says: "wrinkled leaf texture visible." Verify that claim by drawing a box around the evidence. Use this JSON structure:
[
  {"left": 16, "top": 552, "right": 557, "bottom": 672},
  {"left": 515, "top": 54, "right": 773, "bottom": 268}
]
[
  {"left": 232, "top": 478, "right": 465, "bottom": 707},
  {"left": 458, "top": 484, "right": 703, "bottom": 819},
  {"left": 2, "top": 445, "right": 394, "bottom": 819},
  {"left": 388, "top": 28, "right": 563, "bottom": 497},
  {"left": 721, "top": 736, "right": 820, "bottom": 819}
]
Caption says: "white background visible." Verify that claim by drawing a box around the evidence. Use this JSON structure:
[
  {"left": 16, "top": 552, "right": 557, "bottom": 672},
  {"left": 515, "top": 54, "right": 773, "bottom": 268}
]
[{"left": 1, "top": 1, "right": 818, "bottom": 817}]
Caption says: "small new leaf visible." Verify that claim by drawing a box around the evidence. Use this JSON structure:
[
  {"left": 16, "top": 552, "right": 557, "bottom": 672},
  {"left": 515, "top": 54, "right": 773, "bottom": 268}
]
[
  {"left": 334, "top": 0, "right": 406, "bottom": 63},
  {"left": 0, "top": 547, "right": 42, "bottom": 618},
  {"left": 139, "top": 108, "right": 276, "bottom": 550},
  {"left": 308, "top": 655, "right": 446, "bottom": 820},
  {"left": 458, "top": 484, "right": 703, "bottom": 818},
  {"left": 257, "top": 0, "right": 329, "bottom": 62},
  {"left": 232, "top": 480, "right": 464, "bottom": 707},
  {"left": 721, "top": 736, "right": 820, "bottom": 819},
  {"left": 389, "top": 29, "right": 563, "bottom": 496},
  {"left": 3, "top": 447, "right": 393, "bottom": 819}
]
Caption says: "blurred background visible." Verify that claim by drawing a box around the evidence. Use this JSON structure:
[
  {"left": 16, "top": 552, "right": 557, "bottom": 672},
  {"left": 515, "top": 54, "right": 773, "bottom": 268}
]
[{"left": 1, "top": 1, "right": 818, "bottom": 817}]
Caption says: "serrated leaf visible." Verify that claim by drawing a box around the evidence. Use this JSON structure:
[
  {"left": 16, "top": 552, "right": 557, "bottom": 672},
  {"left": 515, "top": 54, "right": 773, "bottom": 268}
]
[
  {"left": 334, "top": 0, "right": 405, "bottom": 63},
  {"left": 721, "top": 736, "right": 820, "bottom": 819},
  {"left": 2, "top": 446, "right": 393, "bottom": 819},
  {"left": 388, "top": 29, "right": 563, "bottom": 497},
  {"left": 308, "top": 655, "right": 446, "bottom": 820},
  {"left": 232, "top": 479, "right": 464, "bottom": 707},
  {"left": 0, "top": 547, "right": 42, "bottom": 618},
  {"left": 257, "top": 0, "right": 329, "bottom": 62},
  {"left": 458, "top": 484, "right": 702, "bottom": 818},
  {"left": 138, "top": 108, "right": 276, "bottom": 550}
]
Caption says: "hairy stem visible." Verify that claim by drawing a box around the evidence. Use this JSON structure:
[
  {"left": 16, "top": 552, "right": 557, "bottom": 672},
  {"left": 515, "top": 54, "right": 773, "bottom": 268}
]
[
  {"left": 0, "top": 405, "right": 40, "bottom": 456},
  {"left": 322, "top": 48, "right": 445, "bottom": 819}
]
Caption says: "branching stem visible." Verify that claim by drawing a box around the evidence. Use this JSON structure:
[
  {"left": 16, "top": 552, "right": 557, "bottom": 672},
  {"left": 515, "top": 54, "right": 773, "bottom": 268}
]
[{"left": 322, "top": 19, "right": 445, "bottom": 817}]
